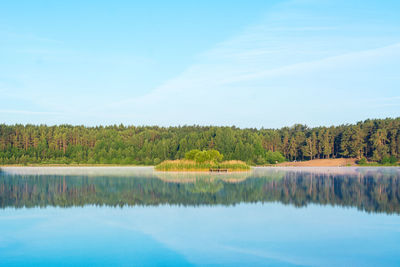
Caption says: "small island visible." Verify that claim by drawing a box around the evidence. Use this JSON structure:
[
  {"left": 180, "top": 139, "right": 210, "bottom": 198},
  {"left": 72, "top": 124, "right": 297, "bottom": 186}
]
[{"left": 155, "top": 149, "right": 250, "bottom": 172}]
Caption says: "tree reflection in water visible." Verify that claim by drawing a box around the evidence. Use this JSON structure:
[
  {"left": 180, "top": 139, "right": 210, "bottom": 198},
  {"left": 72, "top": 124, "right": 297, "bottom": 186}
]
[{"left": 0, "top": 167, "right": 399, "bottom": 214}]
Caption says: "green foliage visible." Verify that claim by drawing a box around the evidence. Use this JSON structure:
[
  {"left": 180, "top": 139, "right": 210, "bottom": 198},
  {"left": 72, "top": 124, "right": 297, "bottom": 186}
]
[
  {"left": 206, "top": 150, "right": 224, "bottom": 163},
  {"left": 357, "top": 156, "right": 398, "bottom": 166},
  {"left": 380, "top": 156, "right": 398, "bottom": 165},
  {"left": 194, "top": 151, "right": 209, "bottom": 163},
  {"left": 358, "top": 157, "right": 367, "bottom": 165},
  {"left": 185, "top": 149, "right": 201, "bottom": 160},
  {"left": 0, "top": 117, "right": 399, "bottom": 165},
  {"left": 185, "top": 149, "right": 223, "bottom": 163},
  {"left": 264, "top": 151, "right": 286, "bottom": 164}
]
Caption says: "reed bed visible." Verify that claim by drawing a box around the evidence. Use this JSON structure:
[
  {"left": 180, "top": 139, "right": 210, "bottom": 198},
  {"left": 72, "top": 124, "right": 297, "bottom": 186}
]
[{"left": 155, "top": 159, "right": 250, "bottom": 172}]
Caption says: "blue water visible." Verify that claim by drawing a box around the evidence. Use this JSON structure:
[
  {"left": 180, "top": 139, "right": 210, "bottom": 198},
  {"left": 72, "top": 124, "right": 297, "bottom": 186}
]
[{"left": 1, "top": 167, "right": 400, "bottom": 266}]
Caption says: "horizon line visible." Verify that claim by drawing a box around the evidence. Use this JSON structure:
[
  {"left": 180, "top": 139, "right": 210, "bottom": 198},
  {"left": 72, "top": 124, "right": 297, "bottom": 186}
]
[{"left": 1, "top": 116, "right": 398, "bottom": 130}]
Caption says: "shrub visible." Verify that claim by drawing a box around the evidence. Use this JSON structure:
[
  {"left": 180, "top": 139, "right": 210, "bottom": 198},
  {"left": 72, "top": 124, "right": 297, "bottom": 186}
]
[
  {"left": 265, "top": 151, "right": 286, "bottom": 164},
  {"left": 185, "top": 149, "right": 201, "bottom": 160},
  {"left": 185, "top": 149, "right": 223, "bottom": 163},
  {"left": 380, "top": 156, "right": 398, "bottom": 165},
  {"left": 358, "top": 157, "right": 367, "bottom": 165}
]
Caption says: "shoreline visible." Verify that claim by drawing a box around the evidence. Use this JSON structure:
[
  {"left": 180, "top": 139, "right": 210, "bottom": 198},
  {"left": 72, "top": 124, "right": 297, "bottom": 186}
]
[
  {"left": 0, "top": 164, "right": 146, "bottom": 167},
  {"left": 1, "top": 159, "right": 398, "bottom": 168},
  {"left": 1, "top": 165, "right": 398, "bottom": 169},
  {"left": 154, "top": 169, "right": 251, "bottom": 173}
]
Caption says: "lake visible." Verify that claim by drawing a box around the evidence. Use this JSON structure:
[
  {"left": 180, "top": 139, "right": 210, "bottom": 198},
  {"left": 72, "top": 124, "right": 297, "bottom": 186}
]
[{"left": 1, "top": 167, "right": 400, "bottom": 266}]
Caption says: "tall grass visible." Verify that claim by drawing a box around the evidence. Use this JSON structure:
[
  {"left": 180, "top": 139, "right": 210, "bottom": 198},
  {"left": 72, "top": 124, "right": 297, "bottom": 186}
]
[{"left": 155, "top": 159, "right": 250, "bottom": 172}]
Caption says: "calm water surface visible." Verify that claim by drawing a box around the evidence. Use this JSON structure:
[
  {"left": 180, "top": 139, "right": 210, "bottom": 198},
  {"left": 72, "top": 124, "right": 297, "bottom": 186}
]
[{"left": 1, "top": 167, "right": 400, "bottom": 266}]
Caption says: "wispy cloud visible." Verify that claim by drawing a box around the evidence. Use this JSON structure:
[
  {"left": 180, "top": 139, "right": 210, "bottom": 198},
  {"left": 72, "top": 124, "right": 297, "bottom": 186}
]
[{"left": 94, "top": 1, "right": 400, "bottom": 127}]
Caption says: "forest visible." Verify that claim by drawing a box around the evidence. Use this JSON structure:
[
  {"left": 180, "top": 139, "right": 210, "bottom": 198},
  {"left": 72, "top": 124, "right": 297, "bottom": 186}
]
[{"left": 0, "top": 117, "right": 399, "bottom": 165}]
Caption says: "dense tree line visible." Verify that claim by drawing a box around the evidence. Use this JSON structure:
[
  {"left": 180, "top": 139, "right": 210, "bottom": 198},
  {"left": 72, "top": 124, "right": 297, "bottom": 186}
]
[{"left": 0, "top": 117, "right": 399, "bottom": 165}]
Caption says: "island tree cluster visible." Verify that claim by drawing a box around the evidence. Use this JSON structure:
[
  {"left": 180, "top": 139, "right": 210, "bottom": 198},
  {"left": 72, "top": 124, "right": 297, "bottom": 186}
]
[
  {"left": 0, "top": 117, "right": 399, "bottom": 165},
  {"left": 185, "top": 149, "right": 223, "bottom": 163}
]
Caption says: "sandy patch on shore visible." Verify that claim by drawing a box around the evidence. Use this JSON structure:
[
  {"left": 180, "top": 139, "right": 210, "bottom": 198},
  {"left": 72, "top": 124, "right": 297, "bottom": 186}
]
[{"left": 275, "top": 158, "right": 357, "bottom": 167}]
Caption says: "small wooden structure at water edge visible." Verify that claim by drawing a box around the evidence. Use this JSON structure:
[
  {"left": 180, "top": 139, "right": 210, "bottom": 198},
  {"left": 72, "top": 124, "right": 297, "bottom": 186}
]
[{"left": 209, "top": 168, "right": 228, "bottom": 173}]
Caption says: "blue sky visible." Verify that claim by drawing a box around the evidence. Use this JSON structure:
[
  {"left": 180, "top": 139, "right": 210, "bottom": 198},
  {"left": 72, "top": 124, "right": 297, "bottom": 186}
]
[{"left": 1, "top": 0, "right": 399, "bottom": 128}]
